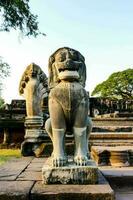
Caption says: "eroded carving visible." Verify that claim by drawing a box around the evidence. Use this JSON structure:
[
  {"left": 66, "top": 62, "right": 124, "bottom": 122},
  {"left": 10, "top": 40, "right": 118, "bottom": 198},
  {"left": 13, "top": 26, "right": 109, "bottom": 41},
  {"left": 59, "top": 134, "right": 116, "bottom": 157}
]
[
  {"left": 19, "top": 63, "right": 48, "bottom": 156},
  {"left": 45, "top": 47, "right": 92, "bottom": 167},
  {"left": 19, "top": 63, "right": 48, "bottom": 117}
]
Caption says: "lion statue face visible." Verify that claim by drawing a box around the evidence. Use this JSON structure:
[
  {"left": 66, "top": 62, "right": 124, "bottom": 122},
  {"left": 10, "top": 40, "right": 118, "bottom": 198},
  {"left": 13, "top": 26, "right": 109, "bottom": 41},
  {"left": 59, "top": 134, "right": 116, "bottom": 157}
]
[{"left": 48, "top": 47, "right": 86, "bottom": 89}]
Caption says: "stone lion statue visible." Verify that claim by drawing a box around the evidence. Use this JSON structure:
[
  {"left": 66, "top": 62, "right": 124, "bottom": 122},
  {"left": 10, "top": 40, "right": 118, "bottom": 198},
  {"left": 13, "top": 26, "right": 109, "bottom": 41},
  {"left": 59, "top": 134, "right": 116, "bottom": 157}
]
[{"left": 45, "top": 47, "right": 92, "bottom": 167}]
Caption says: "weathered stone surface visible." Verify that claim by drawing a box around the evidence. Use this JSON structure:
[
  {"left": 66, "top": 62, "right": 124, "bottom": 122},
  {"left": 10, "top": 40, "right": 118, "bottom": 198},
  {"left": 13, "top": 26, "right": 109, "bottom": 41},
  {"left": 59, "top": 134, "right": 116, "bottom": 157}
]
[
  {"left": 115, "top": 193, "right": 133, "bottom": 200},
  {"left": 91, "top": 146, "right": 110, "bottom": 166},
  {"left": 0, "top": 157, "right": 115, "bottom": 200},
  {"left": 90, "top": 132, "right": 133, "bottom": 146},
  {"left": 19, "top": 63, "right": 48, "bottom": 157},
  {"left": 100, "top": 166, "right": 133, "bottom": 178},
  {"left": 92, "top": 118, "right": 133, "bottom": 127},
  {"left": 92, "top": 126, "right": 132, "bottom": 133},
  {"left": 42, "top": 158, "right": 98, "bottom": 184},
  {"left": 0, "top": 181, "right": 34, "bottom": 200},
  {"left": 0, "top": 157, "right": 33, "bottom": 180},
  {"left": 26, "top": 162, "right": 44, "bottom": 172},
  {"left": 100, "top": 166, "right": 133, "bottom": 199},
  {"left": 91, "top": 146, "right": 133, "bottom": 167},
  {"left": 31, "top": 181, "right": 114, "bottom": 200},
  {"left": 30, "top": 157, "right": 46, "bottom": 163},
  {"left": 19, "top": 63, "right": 48, "bottom": 117},
  {"left": 16, "top": 158, "right": 45, "bottom": 181},
  {"left": 90, "top": 133, "right": 133, "bottom": 140},
  {"left": 21, "top": 116, "right": 46, "bottom": 156},
  {"left": 17, "top": 171, "right": 42, "bottom": 181},
  {"left": 129, "top": 150, "right": 133, "bottom": 165},
  {"left": 110, "top": 150, "right": 129, "bottom": 167}
]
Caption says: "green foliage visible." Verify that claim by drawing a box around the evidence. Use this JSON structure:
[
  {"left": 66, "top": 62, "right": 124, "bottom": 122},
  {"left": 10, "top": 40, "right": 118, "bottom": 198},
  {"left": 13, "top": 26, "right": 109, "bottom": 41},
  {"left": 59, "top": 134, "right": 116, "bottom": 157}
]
[
  {"left": 0, "top": 57, "right": 10, "bottom": 96},
  {"left": 0, "top": 97, "right": 5, "bottom": 108},
  {"left": 0, "top": 149, "right": 21, "bottom": 165},
  {"left": 91, "top": 68, "right": 133, "bottom": 100},
  {"left": 0, "top": 0, "right": 45, "bottom": 37}
]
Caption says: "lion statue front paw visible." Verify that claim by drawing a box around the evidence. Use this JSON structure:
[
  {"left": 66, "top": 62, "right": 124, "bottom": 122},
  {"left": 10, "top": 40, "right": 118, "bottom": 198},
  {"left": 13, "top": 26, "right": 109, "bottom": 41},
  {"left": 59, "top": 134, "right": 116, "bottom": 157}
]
[
  {"left": 74, "top": 155, "right": 89, "bottom": 166},
  {"left": 52, "top": 156, "right": 68, "bottom": 167}
]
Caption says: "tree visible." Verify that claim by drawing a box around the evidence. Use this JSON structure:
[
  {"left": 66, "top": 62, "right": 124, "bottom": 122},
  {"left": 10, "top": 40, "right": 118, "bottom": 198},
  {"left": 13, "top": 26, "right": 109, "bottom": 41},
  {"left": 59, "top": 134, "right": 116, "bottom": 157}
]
[
  {"left": 91, "top": 68, "right": 133, "bottom": 100},
  {"left": 0, "top": 57, "right": 10, "bottom": 97},
  {"left": 0, "top": 0, "right": 45, "bottom": 102},
  {"left": 0, "top": 97, "right": 5, "bottom": 109},
  {"left": 0, "top": 0, "right": 45, "bottom": 37}
]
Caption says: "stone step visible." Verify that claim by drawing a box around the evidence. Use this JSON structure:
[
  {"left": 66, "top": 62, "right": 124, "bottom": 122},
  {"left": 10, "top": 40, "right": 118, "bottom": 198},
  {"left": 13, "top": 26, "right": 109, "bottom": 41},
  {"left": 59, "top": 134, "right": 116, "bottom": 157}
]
[
  {"left": 90, "top": 132, "right": 133, "bottom": 139},
  {"left": 90, "top": 132, "right": 133, "bottom": 147},
  {"left": 99, "top": 166, "right": 133, "bottom": 200},
  {"left": 92, "top": 118, "right": 133, "bottom": 127},
  {"left": 91, "top": 146, "right": 133, "bottom": 167},
  {"left": 92, "top": 126, "right": 133, "bottom": 132},
  {"left": 117, "top": 112, "right": 133, "bottom": 118}
]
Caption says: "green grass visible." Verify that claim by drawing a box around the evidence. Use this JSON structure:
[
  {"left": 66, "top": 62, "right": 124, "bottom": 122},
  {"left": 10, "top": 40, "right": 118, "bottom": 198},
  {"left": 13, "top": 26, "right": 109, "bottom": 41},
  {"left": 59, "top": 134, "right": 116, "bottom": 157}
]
[{"left": 0, "top": 149, "right": 21, "bottom": 165}]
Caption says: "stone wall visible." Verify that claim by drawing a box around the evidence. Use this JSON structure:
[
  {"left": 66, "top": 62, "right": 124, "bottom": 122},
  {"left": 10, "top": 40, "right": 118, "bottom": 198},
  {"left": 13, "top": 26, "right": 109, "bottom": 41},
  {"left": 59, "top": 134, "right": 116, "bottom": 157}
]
[
  {"left": 90, "top": 98, "right": 133, "bottom": 117},
  {"left": 0, "top": 98, "right": 132, "bottom": 147}
]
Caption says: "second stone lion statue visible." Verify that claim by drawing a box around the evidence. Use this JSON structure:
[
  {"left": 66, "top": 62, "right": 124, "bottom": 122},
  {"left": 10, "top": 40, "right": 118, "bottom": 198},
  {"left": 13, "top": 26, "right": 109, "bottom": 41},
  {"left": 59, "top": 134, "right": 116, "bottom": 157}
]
[{"left": 45, "top": 47, "right": 92, "bottom": 167}]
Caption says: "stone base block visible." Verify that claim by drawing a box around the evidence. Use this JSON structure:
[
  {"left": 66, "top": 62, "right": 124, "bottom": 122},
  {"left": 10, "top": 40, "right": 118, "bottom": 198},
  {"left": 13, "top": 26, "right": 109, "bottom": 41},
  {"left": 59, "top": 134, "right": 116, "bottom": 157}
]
[
  {"left": 42, "top": 158, "right": 98, "bottom": 184},
  {"left": 31, "top": 183, "right": 114, "bottom": 200},
  {"left": 32, "top": 171, "right": 115, "bottom": 200}
]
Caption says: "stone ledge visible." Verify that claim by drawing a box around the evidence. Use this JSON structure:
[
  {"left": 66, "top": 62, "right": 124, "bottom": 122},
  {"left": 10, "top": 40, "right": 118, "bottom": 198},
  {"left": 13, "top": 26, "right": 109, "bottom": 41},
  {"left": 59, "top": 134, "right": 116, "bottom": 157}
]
[
  {"left": 91, "top": 146, "right": 133, "bottom": 167},
  {"left": 31, "top": 180, "right": 114, "bottom": 200}
]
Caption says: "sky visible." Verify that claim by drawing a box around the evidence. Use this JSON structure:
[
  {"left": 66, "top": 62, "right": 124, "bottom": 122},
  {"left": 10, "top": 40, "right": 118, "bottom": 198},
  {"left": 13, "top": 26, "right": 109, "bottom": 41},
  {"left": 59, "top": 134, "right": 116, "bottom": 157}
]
[{"left": 0, "top": 0, "right": 133, "bottom": 103}]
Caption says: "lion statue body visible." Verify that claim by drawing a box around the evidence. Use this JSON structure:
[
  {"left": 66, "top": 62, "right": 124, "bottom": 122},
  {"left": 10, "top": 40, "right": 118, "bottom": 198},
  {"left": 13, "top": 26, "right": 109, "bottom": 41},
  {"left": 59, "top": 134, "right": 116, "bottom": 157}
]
[{"left": 45, "top": 47, "right": 92, "bottom": 167}]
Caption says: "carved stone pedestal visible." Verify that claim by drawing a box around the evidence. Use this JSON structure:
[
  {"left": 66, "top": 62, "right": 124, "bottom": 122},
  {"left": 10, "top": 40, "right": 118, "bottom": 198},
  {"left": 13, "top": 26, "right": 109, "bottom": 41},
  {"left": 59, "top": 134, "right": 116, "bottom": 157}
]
[
  {"left": 41, "top": 159, "right": 114, "bottom": 199},
  {"left": 42, "top": 158, "right": 98, "bottom": 184},
  {"left": 21, "top": 116, "right": 45, "bottom": 156}
]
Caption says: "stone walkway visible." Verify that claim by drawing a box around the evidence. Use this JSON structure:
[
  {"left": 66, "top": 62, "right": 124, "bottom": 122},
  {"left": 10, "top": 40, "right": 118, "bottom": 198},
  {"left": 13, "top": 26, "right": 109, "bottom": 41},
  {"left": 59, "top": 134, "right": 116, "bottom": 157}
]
[{"left": 0, "top": 157, "right": 133, "bottom": 199}]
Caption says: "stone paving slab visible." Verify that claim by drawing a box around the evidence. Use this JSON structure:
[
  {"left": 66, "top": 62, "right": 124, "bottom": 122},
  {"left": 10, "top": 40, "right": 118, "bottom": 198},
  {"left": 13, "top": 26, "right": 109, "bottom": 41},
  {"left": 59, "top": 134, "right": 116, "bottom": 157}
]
[
  {"left": 115, "top": 187, "right": 133, "bottom": 200},
  {"left": 0, "top": 180, "right": 34, "bottom": 200},
  {"left": 26, "top": 162, "right": 44, "bottom": 171},
  {"left": 31, "top": 157, "right": 45, "bottom": 163},
  {"left": 0, "top": 157, "right": 33, "bottom": 180},
  {"left": 112, "top": 185, "right": 133, "bottom": 199},
  {"left": 100, "top": 166, "right": 133, "bottom": 186},
  {"left": 115, "top": 193, "right": 133, "bottom": 200},
  {"left": 100, "top": 166, "right": 133, "bottom": 199},
  {"left": 0, "top": 157, "right": 115, "bottom": 200},
  {"left": 31, "top": 181, "right": 114, "bottom": 200},
  {"left": 17, "top": 171, "right": 42, "bottom": 181}
]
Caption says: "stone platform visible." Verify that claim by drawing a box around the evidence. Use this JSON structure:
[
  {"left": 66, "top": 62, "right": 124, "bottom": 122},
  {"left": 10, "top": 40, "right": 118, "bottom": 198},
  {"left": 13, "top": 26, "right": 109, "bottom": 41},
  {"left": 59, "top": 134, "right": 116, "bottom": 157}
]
[{"left": 0, "top": 157, "right": 114, "bottom": 200}]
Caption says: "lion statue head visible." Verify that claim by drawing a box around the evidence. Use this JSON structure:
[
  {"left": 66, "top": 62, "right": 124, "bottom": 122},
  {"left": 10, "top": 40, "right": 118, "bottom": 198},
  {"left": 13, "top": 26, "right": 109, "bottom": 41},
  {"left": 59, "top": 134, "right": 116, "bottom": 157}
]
[{"left": 48, "top": 47, "right": 86, "bottom": 89}]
